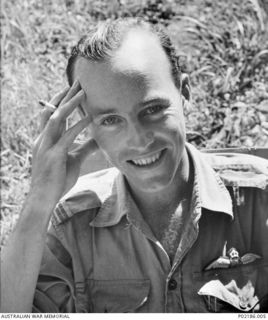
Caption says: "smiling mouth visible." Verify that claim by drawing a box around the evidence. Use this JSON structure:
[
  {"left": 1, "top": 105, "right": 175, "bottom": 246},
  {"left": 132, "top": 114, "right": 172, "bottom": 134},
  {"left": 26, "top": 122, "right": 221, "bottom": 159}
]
[{"left": 127, "top": 149, "right": 165, "bottom": 167}]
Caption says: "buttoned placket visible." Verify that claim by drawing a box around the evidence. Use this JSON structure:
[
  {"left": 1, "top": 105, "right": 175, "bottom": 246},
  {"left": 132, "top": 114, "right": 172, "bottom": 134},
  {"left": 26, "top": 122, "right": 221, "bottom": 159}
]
[
  {"left": 128, "top": 215, "right": 201, "bottom": 312},
  {"left": 126, "top": 205, "right": 171, "bottom": 310},
  {"left": 125, "top": 189, "right": 202, "bottom": 312},
  {"left": 164, "top": 215, "right": 201, "bottom": 312},
  {"left": 159, "top": 146, "right": 203, "bottom": 311}
]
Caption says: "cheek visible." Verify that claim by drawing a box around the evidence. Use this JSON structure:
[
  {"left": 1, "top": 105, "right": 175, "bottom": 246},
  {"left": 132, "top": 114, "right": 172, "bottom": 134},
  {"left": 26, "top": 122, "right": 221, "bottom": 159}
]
[
  {"left": 92, "top": 127, "right": 112, "bottom": 149},
  {"left": 91, "top": 125, "right": 124, "bottom": 159},
  {"left": 161, "top": 109, "right": 186, "bottom": 138}
]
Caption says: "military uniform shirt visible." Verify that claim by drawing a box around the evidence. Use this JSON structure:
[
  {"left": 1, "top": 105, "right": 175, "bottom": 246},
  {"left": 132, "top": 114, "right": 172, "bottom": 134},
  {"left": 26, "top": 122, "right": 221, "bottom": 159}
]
[{"left": 33, "top": 143, "right": 268, "bottom": 312}]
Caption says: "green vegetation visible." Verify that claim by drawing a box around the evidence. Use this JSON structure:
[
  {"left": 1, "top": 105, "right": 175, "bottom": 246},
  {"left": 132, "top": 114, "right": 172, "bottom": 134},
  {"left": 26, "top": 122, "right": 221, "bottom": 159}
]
[{"left": 1, "top": 0, "right": 268, "bottom": 242}]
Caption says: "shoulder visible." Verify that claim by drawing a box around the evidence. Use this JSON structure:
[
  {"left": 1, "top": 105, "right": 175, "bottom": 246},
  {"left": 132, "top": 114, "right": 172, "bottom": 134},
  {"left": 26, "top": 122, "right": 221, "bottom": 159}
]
[
  {"left": 52, "top": 167, "right": 120, "bottom": 225},
  {"left": 201, "top": 151, "right": 268, "bottom": 190}
]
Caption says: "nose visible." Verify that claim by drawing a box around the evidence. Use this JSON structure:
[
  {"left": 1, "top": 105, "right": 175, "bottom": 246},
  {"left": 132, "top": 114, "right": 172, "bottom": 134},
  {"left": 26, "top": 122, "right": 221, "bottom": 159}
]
[{"left": 126, "top": 122, "right": 154, "bottom": 150}]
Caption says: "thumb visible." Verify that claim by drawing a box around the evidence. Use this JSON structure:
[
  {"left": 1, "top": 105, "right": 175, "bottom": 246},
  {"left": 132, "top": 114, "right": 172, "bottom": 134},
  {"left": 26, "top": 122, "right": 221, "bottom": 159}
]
[{"left": 73, "top": 138, "right": 99, "bottom": 164}]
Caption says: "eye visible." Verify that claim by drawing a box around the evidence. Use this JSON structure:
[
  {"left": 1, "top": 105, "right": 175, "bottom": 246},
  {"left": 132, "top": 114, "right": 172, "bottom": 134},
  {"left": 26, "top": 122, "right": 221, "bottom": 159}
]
[
  {"left": 144, "top": 105, "right": 163, "bottom": 115},
  {"left": 101, "top": 115, "right": 121, "bottom": 126}
]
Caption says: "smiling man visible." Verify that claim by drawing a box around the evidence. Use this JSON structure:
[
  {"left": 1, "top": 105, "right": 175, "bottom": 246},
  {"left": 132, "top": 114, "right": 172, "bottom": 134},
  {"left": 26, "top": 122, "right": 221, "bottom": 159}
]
[
  {"left": 2, "top": 18, "right": 268, "bottom": 313},
  {"left": 71, "top": 24, "right": 191, "bottom": 242}
]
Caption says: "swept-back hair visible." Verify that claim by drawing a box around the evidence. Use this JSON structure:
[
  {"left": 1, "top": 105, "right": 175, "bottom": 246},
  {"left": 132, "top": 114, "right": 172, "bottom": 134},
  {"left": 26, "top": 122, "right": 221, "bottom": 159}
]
[{"left": 66, "top": 18, "right": 181, "bottom": 88}]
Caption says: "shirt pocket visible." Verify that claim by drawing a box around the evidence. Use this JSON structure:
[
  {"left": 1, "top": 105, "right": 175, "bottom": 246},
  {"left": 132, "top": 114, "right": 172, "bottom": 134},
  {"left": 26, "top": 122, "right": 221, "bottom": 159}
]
[
  {"left": 193, "top": 259, "right": 268, "bottom": 312},
  {"left": 87, "top": 279, "right": 150, "bottom": 313}
]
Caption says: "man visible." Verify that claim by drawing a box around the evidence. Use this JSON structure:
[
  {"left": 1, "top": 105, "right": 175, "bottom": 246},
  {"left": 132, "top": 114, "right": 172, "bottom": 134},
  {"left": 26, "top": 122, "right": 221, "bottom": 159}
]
[{"left": 2, "top": 18, "right": 268, "bottom": 313}]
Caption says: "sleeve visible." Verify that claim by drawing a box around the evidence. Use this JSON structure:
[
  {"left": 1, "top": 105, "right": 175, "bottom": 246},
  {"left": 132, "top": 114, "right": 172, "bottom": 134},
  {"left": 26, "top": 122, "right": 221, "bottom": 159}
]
[{"left": 32, "top": 223, "right": 75, "bottom": 313}]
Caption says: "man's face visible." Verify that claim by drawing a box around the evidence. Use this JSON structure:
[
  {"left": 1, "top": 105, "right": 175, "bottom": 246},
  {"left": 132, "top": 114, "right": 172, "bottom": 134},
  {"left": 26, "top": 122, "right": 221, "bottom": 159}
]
[{"left": 75, "top": 28, "right": 186, "bottom": 193}]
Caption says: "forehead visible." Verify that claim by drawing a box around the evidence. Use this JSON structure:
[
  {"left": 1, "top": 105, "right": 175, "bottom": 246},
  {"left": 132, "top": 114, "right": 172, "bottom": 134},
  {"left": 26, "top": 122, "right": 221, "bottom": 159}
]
[
  {"left": 74, "top": 28, "right": 174, "bottom": 86},
  {"left": 111, "top": 28, "right": 172, "bottom": 80},
  {"left": 73, "top": 29, "right": 177, "bottom": 109}
]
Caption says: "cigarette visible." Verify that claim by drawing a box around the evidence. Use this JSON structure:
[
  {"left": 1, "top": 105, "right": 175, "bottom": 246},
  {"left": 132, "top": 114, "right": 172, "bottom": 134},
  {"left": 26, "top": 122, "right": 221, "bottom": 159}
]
[
  {"left": 38, "top": 100, "right": 57, "bottom": 112},
  {"left": 39, "top": 99, "right": 69, "bottom": 130}
]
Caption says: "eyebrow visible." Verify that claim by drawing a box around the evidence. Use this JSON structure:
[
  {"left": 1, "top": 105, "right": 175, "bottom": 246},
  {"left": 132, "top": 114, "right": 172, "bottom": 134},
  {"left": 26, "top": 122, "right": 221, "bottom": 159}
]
[
  {"left": 94, "top": 108, "right": 120, "bottom": 119},
  {"left": 93, "top": 97, "right": 170, "bottom": 119},
  {"left": 142, "top": 97, "right": 170, "bottom": 107}
]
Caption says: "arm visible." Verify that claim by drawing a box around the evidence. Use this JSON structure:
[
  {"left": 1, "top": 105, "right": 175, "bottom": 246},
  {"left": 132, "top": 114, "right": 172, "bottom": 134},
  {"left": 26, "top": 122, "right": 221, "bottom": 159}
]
[
  {"left": 1, "top": 194, "right": 56, "bottom": 312},
  {"left": 1, "top": 82, "right": 98, "bottom": 312}
]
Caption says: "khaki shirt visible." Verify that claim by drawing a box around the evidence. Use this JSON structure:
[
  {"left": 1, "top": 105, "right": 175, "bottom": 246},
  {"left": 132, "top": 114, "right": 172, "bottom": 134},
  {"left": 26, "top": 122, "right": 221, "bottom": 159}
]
[{"left": 33, "top": 143, "right": 268, "bottom": 313}]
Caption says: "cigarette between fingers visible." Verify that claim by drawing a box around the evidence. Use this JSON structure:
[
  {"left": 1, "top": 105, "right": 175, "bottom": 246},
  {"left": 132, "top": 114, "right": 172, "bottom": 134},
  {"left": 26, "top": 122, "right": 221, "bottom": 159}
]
[{"left": 38, "top": 100, "right": 57, "bottom": 112}]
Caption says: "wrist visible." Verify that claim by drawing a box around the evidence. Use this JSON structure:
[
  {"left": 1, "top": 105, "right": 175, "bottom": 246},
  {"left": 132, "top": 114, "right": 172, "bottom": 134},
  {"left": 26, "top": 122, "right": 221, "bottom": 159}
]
[
  {"left": 19, "top": 192, "right": 58, "bottom": 231},
  {"left": 28, "top": 183, "right": 62, "bottom": 208}
]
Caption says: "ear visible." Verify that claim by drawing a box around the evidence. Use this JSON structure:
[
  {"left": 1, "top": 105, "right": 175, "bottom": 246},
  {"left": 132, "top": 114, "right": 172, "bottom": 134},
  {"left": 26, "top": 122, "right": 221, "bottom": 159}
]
[{"left": 181, "top": 73, "right": 191, "bottom": 102}]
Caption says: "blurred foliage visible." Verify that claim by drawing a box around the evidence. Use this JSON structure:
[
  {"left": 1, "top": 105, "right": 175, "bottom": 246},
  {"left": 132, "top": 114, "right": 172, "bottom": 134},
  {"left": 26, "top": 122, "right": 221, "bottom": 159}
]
[
  {"left": 178, "top": 0, "right": 268, "bottom": 148},
  {"left": 1, "top": 0, "right": 268, "bottom": 242}
]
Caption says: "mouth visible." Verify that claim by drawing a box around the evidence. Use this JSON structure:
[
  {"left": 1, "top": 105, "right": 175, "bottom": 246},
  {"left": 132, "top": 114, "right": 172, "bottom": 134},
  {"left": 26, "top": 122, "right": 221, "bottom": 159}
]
[{"left": 127, "top": 149, "right": 166, "bottom": 168}]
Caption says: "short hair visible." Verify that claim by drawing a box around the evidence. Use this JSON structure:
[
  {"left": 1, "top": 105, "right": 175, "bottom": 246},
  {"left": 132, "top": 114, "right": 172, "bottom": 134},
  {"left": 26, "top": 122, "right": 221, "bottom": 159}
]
[{"left": 66, "top": 18, "right": 182, "bottom": 88}]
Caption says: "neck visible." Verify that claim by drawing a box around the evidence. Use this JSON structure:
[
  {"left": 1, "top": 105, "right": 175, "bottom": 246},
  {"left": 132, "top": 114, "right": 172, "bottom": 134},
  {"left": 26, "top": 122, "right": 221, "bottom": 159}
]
[{"left": 127, "top": 148, "right": 193, "bottom": 219}]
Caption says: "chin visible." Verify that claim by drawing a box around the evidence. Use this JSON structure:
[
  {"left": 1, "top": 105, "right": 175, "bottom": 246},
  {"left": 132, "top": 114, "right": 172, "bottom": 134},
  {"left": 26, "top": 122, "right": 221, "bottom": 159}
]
[{"left": 129, "top": 170, "right": 176, "bottom": 194}]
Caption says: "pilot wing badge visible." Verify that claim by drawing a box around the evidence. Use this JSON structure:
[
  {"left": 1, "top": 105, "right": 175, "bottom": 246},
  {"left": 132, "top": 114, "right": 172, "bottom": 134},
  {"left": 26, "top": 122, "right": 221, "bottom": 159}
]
[{"left": 205, "top": 242, "right": 261, "bottom": 270}]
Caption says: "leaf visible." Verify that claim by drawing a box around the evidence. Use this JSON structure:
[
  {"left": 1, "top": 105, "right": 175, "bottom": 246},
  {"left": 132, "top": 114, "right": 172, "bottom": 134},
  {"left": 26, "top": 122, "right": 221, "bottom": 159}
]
[
  {"left": 222, "top": 67, "right": 234, "bottom": 92},
  {"left": 234, "top": 17, "right": 245, "bottom": 38},
  {"left": 181, "top": 16, "right": 208, "bottom": 30},
  {"left": 255, "top": 99, "right": 268, "bottom": 113},
  {"left": 252, "top": 49, "right": 268, "bottom": 67},
  {"left": 248, "top": 0, "right": 265, "bottom": 31}
]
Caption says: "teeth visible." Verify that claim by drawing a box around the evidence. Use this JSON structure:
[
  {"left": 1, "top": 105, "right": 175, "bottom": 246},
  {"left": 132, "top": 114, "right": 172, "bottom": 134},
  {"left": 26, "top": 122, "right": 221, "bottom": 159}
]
[{"left": 131, "top": 151, "right": 162, "bottom": 166}]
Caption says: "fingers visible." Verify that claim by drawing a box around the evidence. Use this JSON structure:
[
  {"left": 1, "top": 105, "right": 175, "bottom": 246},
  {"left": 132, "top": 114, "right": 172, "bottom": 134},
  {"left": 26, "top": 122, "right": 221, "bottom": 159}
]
[
  {"left": 51, "top": 90, "right": 85, "bottom": 123},
  {"left": 58, "top": 115, "right": 93, "bottom": 149},
  {"left": 59, "top": 80, "right": 81, "bottom": 106},
  {"left": 49, "top": 86, "right": 70, "bottom": 107},
  {"left": 39, "top": 109, "right": 53, "bottom": 132},
  {"left": 43, "top": 79, "right": 85, "bottom": 128},
  {"left": 37, "top": 82, "right": 87, "bottom": 149},
  {"left": 60, "top": 80, "right": 88, "bottom": 118},
  {"left": 35, "top": 101, "right": 57, "bottom": 154},
  {"left": 39, "top": 101, "right": 57, "bottom": 131}
]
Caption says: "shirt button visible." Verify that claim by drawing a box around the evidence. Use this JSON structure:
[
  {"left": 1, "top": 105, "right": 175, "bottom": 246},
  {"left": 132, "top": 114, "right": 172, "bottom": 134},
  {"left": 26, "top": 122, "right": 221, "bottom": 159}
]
[{"left": 168, "top": 279, "right": 177, "bottom": 290}]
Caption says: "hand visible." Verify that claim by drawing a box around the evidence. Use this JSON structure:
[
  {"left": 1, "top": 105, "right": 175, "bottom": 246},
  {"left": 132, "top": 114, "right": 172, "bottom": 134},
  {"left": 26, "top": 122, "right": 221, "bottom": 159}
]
[{"left": 31, "top": 80, "right": 98, "bottom": 208}]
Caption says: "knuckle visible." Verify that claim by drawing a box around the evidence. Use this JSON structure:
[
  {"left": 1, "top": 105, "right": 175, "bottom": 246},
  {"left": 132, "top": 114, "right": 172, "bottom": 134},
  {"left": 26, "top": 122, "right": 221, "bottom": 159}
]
[{"left": 49, "top": 113, "right": 58, "bottom": 124}]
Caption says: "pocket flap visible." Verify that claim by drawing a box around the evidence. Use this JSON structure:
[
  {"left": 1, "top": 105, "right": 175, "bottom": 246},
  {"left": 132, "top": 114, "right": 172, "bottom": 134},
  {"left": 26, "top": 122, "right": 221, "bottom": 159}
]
[{"left": 88, "top": 279, "right": 150, "bottom": 313}]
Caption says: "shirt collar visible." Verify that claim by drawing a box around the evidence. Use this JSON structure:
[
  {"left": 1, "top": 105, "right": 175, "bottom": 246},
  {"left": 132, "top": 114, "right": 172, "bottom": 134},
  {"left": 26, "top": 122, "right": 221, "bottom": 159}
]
[
  {"left": 89, "top": 143, "right": 233, "bottom": 227},
  {"left": 186, "top": 143, "right": 233, "bottom": 218},
  {"left": 89, "top": 171, "right": 130, "bottom": 227}
]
